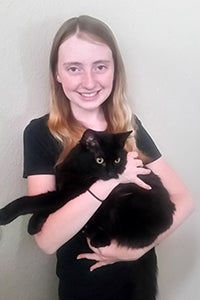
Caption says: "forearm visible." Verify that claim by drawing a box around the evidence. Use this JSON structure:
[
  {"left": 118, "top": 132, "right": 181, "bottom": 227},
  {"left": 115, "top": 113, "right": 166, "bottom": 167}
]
[
  {"left": 135, "top": 190, "right": 194, "bottom": 259},
  {"left": 85, "top": 157, "right": 195, "bottom": 265},
  {"left": 149, "top": 189, "right": 195, "bottom": 248},
  {"left": 32, "top": 152, "right": 151, "bottom": 255},
  {"left": 147, "top": 156, "right": 195, "bottom": 246},
  {"left": 85, "top": 189, "right": 195, "bottom": 266},
  {"left": 125, "top": 158, "right": 195, "bottom": 260},
  {"left": 34, "top": 178, "right": 119, "bottom": 254}
]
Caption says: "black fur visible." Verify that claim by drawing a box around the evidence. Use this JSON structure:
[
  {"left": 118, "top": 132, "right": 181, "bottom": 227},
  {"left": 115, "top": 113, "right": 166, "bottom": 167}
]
[{"left": 0, "top": 129, "right": 175, "bottom": 299}]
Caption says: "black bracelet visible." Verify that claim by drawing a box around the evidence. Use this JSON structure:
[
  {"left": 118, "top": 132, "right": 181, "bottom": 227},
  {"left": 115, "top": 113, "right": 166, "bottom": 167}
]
[{"left": 88, "top": 189, "right": 104, "bottom": 203}]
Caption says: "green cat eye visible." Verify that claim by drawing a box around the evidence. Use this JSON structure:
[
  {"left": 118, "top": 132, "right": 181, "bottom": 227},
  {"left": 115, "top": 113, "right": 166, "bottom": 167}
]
[
  {"left": 114, "top": 157, "right": 121, "bottom": 164},
  {"left": 96, "top": 157, "right": 104, "bottom": 164}
]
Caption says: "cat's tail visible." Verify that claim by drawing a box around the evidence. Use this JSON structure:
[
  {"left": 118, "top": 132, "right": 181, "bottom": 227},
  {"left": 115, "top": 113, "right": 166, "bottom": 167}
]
[{"left": 0, "top": 191, "right": 61, "bottom": 225}]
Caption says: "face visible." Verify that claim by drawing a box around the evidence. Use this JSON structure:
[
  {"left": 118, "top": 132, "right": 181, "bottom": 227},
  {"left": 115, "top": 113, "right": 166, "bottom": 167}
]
[{"left": 56, "top": 35, "right": 114, "bottom": 114}]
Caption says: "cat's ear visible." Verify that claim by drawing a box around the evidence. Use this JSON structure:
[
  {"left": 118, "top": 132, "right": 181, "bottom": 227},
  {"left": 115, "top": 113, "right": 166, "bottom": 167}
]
[
  {"left": 115, "top": 131, "right": 132, "bottom": 147},
  {"left": 81, "top": 129, "right": 100, "bottom": 150}
]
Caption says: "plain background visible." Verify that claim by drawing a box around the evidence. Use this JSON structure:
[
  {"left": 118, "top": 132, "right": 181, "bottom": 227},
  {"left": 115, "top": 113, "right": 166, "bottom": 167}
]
[{"left": 0, "top": 1, "right": 199, "bottom": 299}]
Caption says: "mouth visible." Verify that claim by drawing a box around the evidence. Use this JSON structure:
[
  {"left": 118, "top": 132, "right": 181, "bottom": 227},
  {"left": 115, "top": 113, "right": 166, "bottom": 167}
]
[{"left": 78, "top": 90, "right": 101, "bottom": 99}]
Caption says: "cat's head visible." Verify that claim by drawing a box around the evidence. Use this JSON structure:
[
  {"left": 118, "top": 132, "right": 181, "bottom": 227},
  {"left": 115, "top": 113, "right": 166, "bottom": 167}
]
[{"left": 79, "top": 129, "right": 132, "bottom": 180}]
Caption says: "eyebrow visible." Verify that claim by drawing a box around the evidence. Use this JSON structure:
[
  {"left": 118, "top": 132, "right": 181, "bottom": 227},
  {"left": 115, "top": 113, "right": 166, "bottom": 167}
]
[
  {"left": 63, "top": 60, "right": 112, "bottom": 67},
  {"left": 63, "top": 62, "right": 82, "bottom": 67}
]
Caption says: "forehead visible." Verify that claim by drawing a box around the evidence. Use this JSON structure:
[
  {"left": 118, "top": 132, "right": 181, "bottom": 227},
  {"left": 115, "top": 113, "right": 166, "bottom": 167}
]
[{"left": 58, "top": 35, "right": 113, "bottom": 63}]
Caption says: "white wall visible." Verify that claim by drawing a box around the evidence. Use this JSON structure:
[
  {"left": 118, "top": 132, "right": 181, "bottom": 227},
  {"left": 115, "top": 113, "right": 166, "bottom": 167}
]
[{"left": 0, "top": 1, "right": 199, "bottom": 299}]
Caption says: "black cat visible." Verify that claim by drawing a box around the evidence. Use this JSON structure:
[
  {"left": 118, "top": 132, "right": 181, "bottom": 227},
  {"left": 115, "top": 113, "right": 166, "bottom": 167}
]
[
  {"left": 0, "top": 129, "right": 175, "bottom": 247},
  {"left": 0, "top": 129, "right": 176, "bottom": 299}
]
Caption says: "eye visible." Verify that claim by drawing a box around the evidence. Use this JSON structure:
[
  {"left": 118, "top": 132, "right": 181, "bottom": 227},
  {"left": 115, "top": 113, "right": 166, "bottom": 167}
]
[
  {"left": 95, "top": 64, "right": 108, "bottom": 74},
  {"left": 96, "top": 157, "right": 104, "bottom": 164},
  {"left": 114, "top": 157, "right": 121, "bottom": 164},
  {"left": 66, "top": 65, "right": 82, "bottom": 74},
  {"left": 97, "top": 65, "right": 106, "bottom": 71},
  {"left": 67, "top": 67, "right": 79, "bottom": 73}
]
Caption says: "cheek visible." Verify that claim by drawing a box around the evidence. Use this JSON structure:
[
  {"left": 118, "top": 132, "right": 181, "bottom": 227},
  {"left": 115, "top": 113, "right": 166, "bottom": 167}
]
[
  {"left": 96, "top": 75, "right": 114, "bottom": 94},
  {"left": 104, "top": 75, "right": 114, "bottom": 96},
  {"left": 105, "top": 71, "right": 114, "bottom": 89},
  {"left": 59, "top": 75, "right": 78, "bottom": 93}
]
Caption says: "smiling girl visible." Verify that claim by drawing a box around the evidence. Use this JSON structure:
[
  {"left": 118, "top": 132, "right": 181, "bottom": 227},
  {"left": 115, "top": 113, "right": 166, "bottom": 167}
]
[{"left": 23, "top": 15, "right": 194, "bottom": 300}]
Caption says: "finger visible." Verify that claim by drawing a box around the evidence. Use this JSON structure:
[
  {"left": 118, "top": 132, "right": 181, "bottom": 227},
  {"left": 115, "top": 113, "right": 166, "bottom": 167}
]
[
  {"left": 137, "top": 168, "right": 151, "bottom": 175},
  {"left": 90, "top": 261, "right": 107, "bottom": 271},
  {"left": 87, "top": 241, "right": 103, "bottom": 256},
  {"left": 128, "top": 151, "right": 138, "bottom": 159},
  {"left": 87, "top": 238, "right": 100, "bottom": 252},
  {"left": 90, "top": 260, "right": 115, "bottom": 272},
  {"left": 135, "top": 177, "right": 152, "bottom": 190},
  {"left": 134, "top": 159, "right": 144, "bottom": 167},
  {"left": 77, "top": 253, "right": 102, "bottom": 261}
]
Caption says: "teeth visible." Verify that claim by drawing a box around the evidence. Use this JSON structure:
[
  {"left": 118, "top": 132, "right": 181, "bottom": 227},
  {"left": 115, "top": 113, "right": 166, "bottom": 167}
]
[{"left": 81, "top": 92, "right": 97, "bottom": 97}]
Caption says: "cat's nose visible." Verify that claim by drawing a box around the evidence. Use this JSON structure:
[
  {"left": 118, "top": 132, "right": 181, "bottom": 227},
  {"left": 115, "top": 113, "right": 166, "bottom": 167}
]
[{"left": 107, "top": 171, "right": 118, "bottom": 179}]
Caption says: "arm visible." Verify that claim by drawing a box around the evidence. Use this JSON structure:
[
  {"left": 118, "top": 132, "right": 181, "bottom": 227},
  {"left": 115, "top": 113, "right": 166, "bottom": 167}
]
[
  {"left": 77, "top": 156, "right": 195, "bottom": 271},
  {"left": 29, "top": 152, "right": 150, "bottom": 254},
  {"left": 147, "top": 157, "right": 195, "bottom": 235},
  {"left": 30, "top": 176, "right": 120, "bottom": 254},
  {"left": 24, "top": 117, "right": 151, "bottom": 254}
]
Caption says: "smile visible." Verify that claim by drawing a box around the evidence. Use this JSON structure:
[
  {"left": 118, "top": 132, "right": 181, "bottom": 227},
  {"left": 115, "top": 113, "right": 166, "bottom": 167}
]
[{"left": 78, "top": 91, "right": 100, "bottom": 98}]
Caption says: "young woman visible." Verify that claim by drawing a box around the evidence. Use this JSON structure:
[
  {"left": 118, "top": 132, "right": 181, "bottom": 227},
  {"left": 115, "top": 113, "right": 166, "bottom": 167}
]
[{"left": 23, "top": 15, "right": 194, "bottom": 300}]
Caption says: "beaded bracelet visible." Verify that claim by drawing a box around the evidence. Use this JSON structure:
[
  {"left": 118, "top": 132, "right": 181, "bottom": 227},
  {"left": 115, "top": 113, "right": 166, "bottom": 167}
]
[{"left": 88, "top": 189, "right": 104, "bottom": 203}]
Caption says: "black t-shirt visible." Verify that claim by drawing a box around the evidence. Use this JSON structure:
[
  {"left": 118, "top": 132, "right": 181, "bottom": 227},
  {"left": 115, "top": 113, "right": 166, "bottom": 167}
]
[
  {"left": 23, "top": 114, "right": 161, "bottom": 178},
  {"left": 23, "top": 114, "right": 161, "bottom": 300}
]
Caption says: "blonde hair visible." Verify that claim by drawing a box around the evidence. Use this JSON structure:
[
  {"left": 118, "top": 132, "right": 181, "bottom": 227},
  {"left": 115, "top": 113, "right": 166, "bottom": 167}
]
[{"left": 48, "top": 15, "right": 137, "bottom": 164}]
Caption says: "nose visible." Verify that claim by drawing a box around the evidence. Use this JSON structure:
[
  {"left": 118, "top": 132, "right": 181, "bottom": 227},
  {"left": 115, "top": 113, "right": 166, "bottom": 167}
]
[
  {"left": 107, "top": 170, "right": 118, "bottom": 179},
  {"left": 82, "top": 70, "right": 96, "bottom": 89}
]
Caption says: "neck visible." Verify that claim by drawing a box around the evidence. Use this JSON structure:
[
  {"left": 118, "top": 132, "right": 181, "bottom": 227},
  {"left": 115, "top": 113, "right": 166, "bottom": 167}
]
[{"left": 71, "top": 106, "right": 107, "bottom": 131}]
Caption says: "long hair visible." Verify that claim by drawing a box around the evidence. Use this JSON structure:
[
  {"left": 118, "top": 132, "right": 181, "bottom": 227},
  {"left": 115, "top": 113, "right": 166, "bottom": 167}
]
[{"left": 48, "top": 15, "right": 137, "bottom": 164}]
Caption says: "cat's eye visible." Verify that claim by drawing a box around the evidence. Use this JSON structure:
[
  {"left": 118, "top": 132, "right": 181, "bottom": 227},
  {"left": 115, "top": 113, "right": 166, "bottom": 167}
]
[
  {"left": 114, "top": 157, "right": 121, "bottom": 164},
  {"left": 96, "top": 157, "right": 104, "bottom": 164}
]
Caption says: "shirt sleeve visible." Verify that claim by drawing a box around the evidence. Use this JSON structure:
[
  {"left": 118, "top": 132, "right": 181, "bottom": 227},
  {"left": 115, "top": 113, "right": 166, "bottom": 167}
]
[
  {"left": 23, "top": 115, "right": 60, "bottom": 178},
  {"left": 134, "top": 116, "right": 161, "bottom": 163}
]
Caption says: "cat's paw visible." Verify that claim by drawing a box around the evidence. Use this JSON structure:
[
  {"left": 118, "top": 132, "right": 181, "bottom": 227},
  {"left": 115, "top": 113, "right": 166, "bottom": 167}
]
[
  {"left": 27, "top": 213, "right": 48, "bottom": 235},
  {"left": 28, "top": 223, "right": 41, "bottom": 235}
]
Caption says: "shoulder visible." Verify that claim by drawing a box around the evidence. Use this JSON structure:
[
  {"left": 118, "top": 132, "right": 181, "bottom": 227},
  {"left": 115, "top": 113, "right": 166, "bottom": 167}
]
[
  {"left": 23, "top": 113, "right": 61, "bottom": 159},
  {"left": 24, "top": 114, "right": 59, "bottom": 148},
  {"left": 133, "top": 115, "right": 162, "bottom": 164},
  {"left": 23, "top": 114, "right": 61, "bottom": 178},
  {"left": 133, "top": 115, "right": 146, "bottom": 131},
  {"left": 24, "top": 114, "right": 49, "bottom": 136}
]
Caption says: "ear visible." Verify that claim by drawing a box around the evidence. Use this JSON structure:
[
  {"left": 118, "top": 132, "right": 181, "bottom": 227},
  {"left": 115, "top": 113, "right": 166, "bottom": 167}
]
[
  {"left": 81, "top": 129, "right": 100, "bottom": 150},
  {"left": 56, "top": 72, "right": 61, "bottom": 83},
  {"left": 115, "top": 131, "right": 132, "bottom": 148}
]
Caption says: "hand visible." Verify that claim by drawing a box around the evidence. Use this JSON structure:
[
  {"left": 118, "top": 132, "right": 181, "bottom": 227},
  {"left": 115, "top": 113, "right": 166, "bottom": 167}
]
[
  {"left": 77, "top": 238, "right": 146, "bottom": 271},
  {"left": 118, "top": 151, "right": 152, "bottom": 190}
]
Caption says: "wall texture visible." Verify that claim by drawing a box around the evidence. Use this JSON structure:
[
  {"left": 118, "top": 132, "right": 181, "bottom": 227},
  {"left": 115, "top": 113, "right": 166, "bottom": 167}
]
[{"left": 0, "top": 1, "right": 199, "bottom": 299}]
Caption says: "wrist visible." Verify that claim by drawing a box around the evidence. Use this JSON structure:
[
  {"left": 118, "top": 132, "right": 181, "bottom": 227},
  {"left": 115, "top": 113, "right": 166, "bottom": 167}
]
[
  {"left": 89, "top": 178, "right": 120, "bottom": 201},
  {"left": 87, "top": 189, "right": 104, "bottom": 203}
]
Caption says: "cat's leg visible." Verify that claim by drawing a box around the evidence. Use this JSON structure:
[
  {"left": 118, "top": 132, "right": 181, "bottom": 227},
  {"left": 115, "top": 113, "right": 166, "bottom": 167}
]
[
  {"left": 28, "top": 213, "right": 49, "bottom": 235},
  {"left": 0, "top": 191, "right": 61, "bottom": 226},
  {"left": 0, "top": 208, "right": 9, "bottom": 225},
  {"left": 0, "top": 202, "right": 23, "bottom": 225},
  {"left": 0, "top": 196, "right": 40, "bottom": 225}
]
